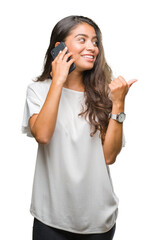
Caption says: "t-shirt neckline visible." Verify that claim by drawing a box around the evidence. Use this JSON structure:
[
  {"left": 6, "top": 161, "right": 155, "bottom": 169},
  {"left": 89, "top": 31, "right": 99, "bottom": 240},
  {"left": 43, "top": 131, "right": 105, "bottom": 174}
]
[{"left": 62, "top": 87, "right": 85, "bottom": 94}]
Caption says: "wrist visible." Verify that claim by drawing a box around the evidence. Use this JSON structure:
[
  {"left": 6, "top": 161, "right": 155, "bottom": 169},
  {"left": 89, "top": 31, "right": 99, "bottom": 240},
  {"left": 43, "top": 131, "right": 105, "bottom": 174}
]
[
  {"left": 112, "top": 101, "right": 125, "bottom": 114},
  {"left": 52, "top": 78, "right": 64, "bottom": 88},
  {"left": 109, "top": 112, "right": 126, "bottom": 124}
]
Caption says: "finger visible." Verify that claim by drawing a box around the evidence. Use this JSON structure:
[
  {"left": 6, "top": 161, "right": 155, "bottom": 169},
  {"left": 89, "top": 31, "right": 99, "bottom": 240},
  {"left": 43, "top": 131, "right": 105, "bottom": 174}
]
[
  {"left": 118, "top": 76, "right": 126, "bottom": 82},
  {"left": 50, "top": 71, "right": 52, "bottom": 77},
  {"left": 59, "top": 47, "right": 68, "bottom": 59},
  {"left": 56, "top": 47, "right": 68, "bottom": 60},
  {"left": 109, "top": 81, "right": 116, "bottom": 93},
  {"left": 108, "top": 81, "right": 114, "bottom": 89},
  {"left": 128, "top": 79, "right": 138, "bottom": 88},
  {"left": 64, "top": 51, "right": 73, "bottom": 62},
  {"left": 118, "top": 76, "right": 128, "bottom": 86},
  {"left": 67, "top": 58, "right": 75, "bottom": 67}
]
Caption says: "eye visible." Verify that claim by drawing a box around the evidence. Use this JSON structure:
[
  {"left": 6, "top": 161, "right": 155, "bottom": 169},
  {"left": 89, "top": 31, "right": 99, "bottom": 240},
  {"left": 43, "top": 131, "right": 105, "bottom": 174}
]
[
  {"left": 78, "top": 37, "right": 85, "bottom": 43},
  {"left": 93, "top": 40, "right": 98, "bottom": 46}
]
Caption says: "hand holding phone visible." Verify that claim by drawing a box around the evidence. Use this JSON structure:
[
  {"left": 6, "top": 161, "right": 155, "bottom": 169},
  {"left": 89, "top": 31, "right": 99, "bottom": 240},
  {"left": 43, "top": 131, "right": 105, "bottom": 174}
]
[{"left": 51, "top": 42, "right": 76, "bottom": 74}]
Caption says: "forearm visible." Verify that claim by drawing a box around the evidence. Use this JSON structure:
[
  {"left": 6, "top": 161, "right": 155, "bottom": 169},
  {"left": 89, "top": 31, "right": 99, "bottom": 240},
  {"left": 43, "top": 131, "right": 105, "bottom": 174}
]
[
  {"left": 31, "top": 80, "right": 63, "bottom": 144},
  {"left": 103, "top": 102, "right": 124, "bottom": 165},
  {"left": 30, "top": 47, "right": 76, "bottom": 144},
  {"left": 103, "top": 75, "right": 137, "bottom": 164}
]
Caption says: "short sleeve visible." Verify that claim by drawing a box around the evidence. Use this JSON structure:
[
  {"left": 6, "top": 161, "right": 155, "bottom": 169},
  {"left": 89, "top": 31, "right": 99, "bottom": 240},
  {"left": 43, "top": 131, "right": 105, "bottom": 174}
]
[
  {"left": 122, "top": 131, "right": 126, "bottom": 147},
  {"left": 21, "top": 85, "right": 42, "bottom": 137}
]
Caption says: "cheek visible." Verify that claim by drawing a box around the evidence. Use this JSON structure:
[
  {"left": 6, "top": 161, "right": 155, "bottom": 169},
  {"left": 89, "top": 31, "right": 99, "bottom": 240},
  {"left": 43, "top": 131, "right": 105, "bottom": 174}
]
[
  {"left": 95, "top": 48, "right": 99, "bottom": 57},
  {"left": 67, "top": 43, "right": 84, "bottom": 55}
]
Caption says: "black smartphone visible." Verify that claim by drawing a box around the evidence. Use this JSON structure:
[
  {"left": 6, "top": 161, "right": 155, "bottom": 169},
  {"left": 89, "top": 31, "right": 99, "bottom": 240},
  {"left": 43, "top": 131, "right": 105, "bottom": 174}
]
[{"left": 51, "top": 42, "right": 76, "bottom": 74}]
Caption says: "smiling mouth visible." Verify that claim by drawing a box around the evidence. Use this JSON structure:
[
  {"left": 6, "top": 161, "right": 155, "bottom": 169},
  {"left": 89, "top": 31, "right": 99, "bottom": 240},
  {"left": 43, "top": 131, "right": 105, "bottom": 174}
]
[{"left": 82, "top": 55, "right": 94, "bottom": 60}]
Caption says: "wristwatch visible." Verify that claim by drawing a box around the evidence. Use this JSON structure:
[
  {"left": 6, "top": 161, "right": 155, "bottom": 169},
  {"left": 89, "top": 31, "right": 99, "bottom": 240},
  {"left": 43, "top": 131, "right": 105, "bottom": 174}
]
[{"left": 109, "top": 112, "right": 126, "bottom": 123}]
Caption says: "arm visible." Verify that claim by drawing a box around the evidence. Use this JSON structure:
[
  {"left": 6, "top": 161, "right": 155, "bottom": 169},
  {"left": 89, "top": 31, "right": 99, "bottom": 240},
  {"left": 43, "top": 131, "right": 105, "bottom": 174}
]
[
  {"left": 103, "top": 76, "right": 137, "bottom": 165},
  {"left": 29, "top": 47, "right": 75, "bottom": 144},
  {"left": 29, "top": 81, "right": 63, "bottom": 144}
]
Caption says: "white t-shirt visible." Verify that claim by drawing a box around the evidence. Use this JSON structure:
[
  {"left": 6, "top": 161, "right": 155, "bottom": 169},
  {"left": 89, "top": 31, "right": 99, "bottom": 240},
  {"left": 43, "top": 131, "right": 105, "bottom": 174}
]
[{"left": 22, "top": 79, "right": 123, "bottom": 234}]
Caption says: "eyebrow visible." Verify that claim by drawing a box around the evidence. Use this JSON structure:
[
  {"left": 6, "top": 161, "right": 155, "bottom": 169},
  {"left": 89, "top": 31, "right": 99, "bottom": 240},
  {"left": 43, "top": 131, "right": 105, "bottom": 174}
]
[{"left": 74, "top": 34, "right": 98, "bottom": 40}]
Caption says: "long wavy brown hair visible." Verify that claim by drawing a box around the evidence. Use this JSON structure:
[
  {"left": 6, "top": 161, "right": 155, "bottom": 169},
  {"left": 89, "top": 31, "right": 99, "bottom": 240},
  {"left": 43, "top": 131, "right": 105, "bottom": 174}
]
[{"left": 36, "top": 15, "right": 113, "bottom": 145}]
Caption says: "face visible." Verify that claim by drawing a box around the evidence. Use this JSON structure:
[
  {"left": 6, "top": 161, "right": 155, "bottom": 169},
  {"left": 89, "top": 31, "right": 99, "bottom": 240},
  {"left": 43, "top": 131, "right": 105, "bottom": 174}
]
[{"left": 64, "top": 23, "right": 99, "bottom": 72}]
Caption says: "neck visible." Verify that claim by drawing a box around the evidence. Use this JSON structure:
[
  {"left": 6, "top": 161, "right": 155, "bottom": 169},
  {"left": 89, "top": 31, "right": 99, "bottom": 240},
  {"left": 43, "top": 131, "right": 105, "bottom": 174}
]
[{"left": 63, "top": 70, "right": 85, "bottom": 91}]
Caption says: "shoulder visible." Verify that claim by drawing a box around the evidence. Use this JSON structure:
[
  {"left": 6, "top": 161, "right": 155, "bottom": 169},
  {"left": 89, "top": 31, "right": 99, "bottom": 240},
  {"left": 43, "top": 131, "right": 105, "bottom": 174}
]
[
  {"left": 27, "top": 79, "right": 51, "bottom": 92},
  {"left": 27, "top": 79, "right": 52, "bottom": 100}
]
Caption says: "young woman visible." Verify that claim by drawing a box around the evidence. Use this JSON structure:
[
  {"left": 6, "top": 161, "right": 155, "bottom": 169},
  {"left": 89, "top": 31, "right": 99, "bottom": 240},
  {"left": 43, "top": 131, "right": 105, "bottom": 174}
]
[{"left": 22, "top": 15, "right": 137, "bottom": 240}]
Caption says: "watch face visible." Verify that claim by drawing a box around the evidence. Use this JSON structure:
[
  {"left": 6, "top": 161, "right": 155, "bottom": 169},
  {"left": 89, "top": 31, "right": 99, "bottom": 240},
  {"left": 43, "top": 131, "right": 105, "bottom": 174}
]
[{"left": 118, "top": 113, "right": 126, "bottom": 123}]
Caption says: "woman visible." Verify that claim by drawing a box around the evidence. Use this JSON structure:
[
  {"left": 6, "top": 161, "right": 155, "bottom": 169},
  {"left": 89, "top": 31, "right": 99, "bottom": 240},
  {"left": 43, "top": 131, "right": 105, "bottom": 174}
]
[{"left": 22, "top": 15, "right": 137, "bottom": 240}]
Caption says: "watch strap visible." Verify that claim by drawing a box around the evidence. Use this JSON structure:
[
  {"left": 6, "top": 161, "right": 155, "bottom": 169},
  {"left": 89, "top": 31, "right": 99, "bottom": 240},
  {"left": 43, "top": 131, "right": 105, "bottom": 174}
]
[
  {"left": 110, "top": 113, "right": 118, "bottom": 120},
  {"left": 109, "top": 112, "right": 126, "bottom": 123}
]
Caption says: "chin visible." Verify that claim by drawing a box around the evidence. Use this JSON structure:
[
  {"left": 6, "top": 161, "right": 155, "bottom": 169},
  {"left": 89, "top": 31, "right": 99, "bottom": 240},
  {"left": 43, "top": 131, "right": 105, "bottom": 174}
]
[{"left": 77, "top": 63, "right": 95, "bottom": 72}]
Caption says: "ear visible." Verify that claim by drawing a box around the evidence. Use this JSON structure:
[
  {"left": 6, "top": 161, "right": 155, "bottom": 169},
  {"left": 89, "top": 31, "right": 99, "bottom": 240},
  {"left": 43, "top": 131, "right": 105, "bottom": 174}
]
[{"left": 55, "top": 42, "right": 60, "bottom": 47}]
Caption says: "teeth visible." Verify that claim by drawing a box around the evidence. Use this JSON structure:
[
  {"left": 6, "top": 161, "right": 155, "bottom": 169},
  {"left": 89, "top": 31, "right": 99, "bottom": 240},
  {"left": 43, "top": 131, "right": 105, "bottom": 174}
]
[{"left": 83, "top": 55, "right": 94, "bottom": 59}]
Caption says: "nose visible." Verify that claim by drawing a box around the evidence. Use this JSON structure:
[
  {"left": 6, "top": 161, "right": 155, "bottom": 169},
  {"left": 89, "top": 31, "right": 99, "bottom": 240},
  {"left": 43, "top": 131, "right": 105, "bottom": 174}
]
[{"left": 86, "top": 41, "right": 95, "bottom": 52}]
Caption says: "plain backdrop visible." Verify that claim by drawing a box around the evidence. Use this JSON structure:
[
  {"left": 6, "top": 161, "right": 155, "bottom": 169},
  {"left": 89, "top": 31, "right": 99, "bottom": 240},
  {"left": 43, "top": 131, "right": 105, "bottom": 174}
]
[{"left": 0, "top": 0, "right": 159, "bottom": 239}]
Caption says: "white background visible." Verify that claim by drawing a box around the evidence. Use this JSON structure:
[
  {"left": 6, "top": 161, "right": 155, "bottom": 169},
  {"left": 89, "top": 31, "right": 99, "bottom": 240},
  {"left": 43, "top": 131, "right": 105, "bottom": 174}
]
[{"left": 0, "top": 0, "right": 159, "bottom": 239}]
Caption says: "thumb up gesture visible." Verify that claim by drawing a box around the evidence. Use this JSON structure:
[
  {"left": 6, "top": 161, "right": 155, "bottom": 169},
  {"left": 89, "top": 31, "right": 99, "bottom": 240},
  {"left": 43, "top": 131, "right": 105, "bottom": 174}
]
[{"left": 109, "top": 76, "right": 137, "bottom": 105}]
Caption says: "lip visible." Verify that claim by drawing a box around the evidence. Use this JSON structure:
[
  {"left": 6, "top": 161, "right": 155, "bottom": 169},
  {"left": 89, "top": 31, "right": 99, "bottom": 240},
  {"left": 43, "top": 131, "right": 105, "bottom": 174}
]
[{"left": 81, "top": 54, "right": 95, "bottom": 61}]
